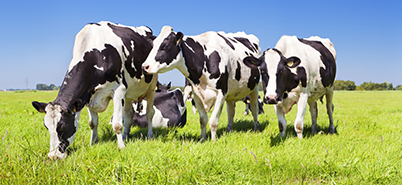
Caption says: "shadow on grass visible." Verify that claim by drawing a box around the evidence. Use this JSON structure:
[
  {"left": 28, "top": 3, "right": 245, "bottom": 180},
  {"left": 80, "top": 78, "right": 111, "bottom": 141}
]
[
  {"left": 269, "top": 123, "right": 339, "bottom": 147},
  {"left": 95, "top": 118, "right": 271, "bottom": 143}
]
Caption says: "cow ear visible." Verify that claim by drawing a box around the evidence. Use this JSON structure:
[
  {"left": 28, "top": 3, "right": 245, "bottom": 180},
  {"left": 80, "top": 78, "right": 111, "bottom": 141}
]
[
  {"left": 32, "top": 101, "right": 48, "bottom": 113},
  {"left": 167, "top": 82, "right": 171, "bottom": 89},
  {"left": 285, "top": 56, "right": 301, "bottom": 68},
  {"left": 243, "top": 56, "right": 261, "bottom": 68},
  {"left": 176, "top": 32, "right": 183, "bottom": 45},
  {"left": 68, "top": 99, "right": 83, "bottom": 112}
]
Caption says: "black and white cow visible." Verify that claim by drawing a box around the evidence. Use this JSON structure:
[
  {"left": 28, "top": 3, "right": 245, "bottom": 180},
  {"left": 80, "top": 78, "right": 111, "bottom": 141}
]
[
  {"left": 132, "top": 82, "right": 187, "bottom": 128},
  {"left": 242, "top": 95, "right": 264, "bottom": 116},
  {"left": 31, "top": 21, "right": 158, "bottom": 159},
  {"left": 243, "top": 35, "right": 336, "bottom": 138},
  {"left": 142, "top": 26, "right": 261, "bottom": 141}
]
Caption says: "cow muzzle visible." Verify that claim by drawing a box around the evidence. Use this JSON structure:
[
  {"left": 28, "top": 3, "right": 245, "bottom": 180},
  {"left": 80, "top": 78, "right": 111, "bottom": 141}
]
[
  {"left": 265, "top": 95, "right": 279, "bottom": 105},
  {"left": 142, "top": 65, "right": 150, "bottom": 74}
]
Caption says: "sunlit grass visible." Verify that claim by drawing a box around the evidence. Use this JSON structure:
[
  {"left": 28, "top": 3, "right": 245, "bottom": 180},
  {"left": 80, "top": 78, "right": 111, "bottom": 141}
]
[{"left": 0, "top": 90, "right": 401, "bottom": 184}]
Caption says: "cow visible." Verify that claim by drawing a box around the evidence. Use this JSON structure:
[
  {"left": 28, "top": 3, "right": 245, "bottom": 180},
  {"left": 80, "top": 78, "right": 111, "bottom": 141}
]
[
  {"left": 243, "top": 35, "right": 336, "bottom": 139},
  {"left": 132, "top": 82, "right": 187, "bottom": 128},
  {"left": 142, "top": 26, "right": 261, "bottom": 141},
  {"left": 31, "top": 21, "right": 158, "bottom": 159},
  {"left": 242, "top": 95, "right": 264, "bottom": 116}
]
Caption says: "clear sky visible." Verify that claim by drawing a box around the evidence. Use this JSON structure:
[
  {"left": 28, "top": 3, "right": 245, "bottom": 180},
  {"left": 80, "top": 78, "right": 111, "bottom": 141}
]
[{"left": 0, "top": 0, "right": 401, "bottom": 90}]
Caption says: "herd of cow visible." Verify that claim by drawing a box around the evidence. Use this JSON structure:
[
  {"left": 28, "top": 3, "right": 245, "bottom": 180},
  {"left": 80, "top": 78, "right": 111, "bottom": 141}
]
[{"left": 31, "top": 21, "right": 336, "bottom": 159}]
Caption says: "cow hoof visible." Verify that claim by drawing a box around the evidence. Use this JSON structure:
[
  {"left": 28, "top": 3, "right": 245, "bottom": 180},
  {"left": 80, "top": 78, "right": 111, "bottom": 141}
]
[
  {"left": 118, "top": 144, "right": 126, "bottom": 149},
  {"left": 297, "top": 133, "right": 303, "bottom": 139},
  {"left": 90, "top": 138, "right": 98, "bottom": 145}
]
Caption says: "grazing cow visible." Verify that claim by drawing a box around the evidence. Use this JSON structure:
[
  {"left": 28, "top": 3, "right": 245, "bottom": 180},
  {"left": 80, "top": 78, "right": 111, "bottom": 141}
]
[
  {"left": 31, "top": 21, "right": 158, "bottom": 159},
  {"left": 242, "top": 95, "right": 264, "bottom": 116},
  {"left": 243, "top": 35, "right": 336, "bottom": 138},
  {"left": 132, "top": 82, "right": 187, "bottom": 128},
  {"left": 142, "top": 26, "right": 261, "bottom": 141}
]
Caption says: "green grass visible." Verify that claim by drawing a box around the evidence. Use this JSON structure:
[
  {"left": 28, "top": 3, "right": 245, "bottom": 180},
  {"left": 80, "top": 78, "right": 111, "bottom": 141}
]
[{"left": 1, "top": 90, "right": 401, "bottom": 184}]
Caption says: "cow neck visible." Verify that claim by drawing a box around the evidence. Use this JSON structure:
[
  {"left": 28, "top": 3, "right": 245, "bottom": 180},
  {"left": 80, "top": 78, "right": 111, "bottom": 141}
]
[
  {"left": 179, "top": 38, "right": 203, "bottom": 85},
  {"left": 53, "top": 67, "right": 96, "bottom": 112}
]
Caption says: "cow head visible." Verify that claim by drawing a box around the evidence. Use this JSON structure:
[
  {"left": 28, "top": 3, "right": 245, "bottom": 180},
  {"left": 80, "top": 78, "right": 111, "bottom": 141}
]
[
  {"left": 243, "top": 49, "right": 304, "bottom": 105},
  {"left": 142, "top": 26, "right": 183, "bottom": 74},
  {"left": 32, "top": 101, "right": 80, "bottom": 159},
  {"left": 156, "top": 81, "right": 171, "bottom": 93}
]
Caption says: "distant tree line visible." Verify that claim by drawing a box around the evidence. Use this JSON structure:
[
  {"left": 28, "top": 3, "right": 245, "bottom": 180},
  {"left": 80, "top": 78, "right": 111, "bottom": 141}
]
[
  {"left": 334, "top": 80, "right": 402, "bottom": 91},
  {"left": 36, "top": 84, "right": 60, "bottom": 91}
]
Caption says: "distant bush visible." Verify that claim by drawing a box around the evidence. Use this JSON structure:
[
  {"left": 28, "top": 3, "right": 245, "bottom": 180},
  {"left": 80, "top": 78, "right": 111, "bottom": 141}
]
[
  {"left": 356, "top": 81, "right": 394, "bottom": 91},
  {"left": 36, "top": 84, "right": 59, "bottom": 90},
  {"left": 334, "top": 80, "right": 356, "bottom": 90}
]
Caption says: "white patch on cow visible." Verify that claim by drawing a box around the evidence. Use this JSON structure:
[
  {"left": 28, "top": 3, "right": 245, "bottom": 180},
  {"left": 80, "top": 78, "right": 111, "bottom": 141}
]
[
  {"left": 263, "top": 50, "right": 281, "bottom": 98},
  {"left": 131, "top": 40, "right": 135, "bottom": 51},
  {"left": 44, "top": 104, "right": 63, "bottom": 159},
  {"left": 94, "top": 65, "right": 104, "bottom": 71}
]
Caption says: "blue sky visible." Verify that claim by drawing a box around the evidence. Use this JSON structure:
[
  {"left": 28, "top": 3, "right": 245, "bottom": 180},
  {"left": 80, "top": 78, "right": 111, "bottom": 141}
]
[{"left": 0, "top": 0, "right": 401, "bottom": 90}]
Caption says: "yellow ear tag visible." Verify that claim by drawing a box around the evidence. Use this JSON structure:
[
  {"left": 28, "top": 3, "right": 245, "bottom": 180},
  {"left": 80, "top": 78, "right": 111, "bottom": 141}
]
[
  {"left": 287, "top": 61, "right": 294, "bottom": 67},
  {"left": 176, "top": 37, "right": 181, "bottom": 45},
  {"left": 155, "top": 86, "right": 158, "bottom": 90}
]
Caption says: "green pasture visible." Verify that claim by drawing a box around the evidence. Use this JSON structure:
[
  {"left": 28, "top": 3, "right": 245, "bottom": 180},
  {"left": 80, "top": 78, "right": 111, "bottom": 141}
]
[{"left": 0, "top": 90, "right": 401, "bottom": 184}]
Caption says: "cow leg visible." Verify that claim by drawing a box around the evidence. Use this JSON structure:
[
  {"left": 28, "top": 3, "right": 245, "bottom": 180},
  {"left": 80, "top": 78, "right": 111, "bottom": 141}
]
[
  {"left": 145, "top": 82, "right": 156, "bottom": 139},
  {"left": 209, "top": 92, "right": 225, "bottom": 141},
  {"left": 226, "top": 101, "right": 235, "bottom": 132},
  {"left": 309, "top": 101, "right": 318, "bottom": 134},
  {"left": 274, "top": 105, "right": 287, "bottom": 138},
  {"left": 326, "top": 89, "right": 335, "bottom": 134},
  {"left": 122, "top": 99, "right": 134, "bottom": 141},
  {"left": 192, "top": 94, "right": 208, "bottom": 141},
  {"left": 87, "top": 108, "right": 99, "bottom": 145},
  {"left": 248, "top": 90, "right": 260, "bottom": 131},
  {"left": 294, "top": 93, "right": 309, "bottom": 139},
  {"left": 112, "top": 86, "right": 126, "bottom": 149}
]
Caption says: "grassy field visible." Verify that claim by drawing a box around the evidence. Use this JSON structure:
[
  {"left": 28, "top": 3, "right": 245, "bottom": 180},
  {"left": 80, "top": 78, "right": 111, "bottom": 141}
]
[{"left": 0, "top": 90, "right": 401, "bottom": 184}]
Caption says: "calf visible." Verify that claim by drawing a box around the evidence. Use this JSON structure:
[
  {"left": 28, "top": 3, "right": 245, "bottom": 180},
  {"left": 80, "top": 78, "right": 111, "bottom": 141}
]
[
  {"left": 244, "top": 35, "right": 336, "bottom": 138},
  {"left": 132, "top": 82, "right": 187, "bottom": 128},
  {"left": 32, "top": 21, "right": 158, "bottom": 159},
  {"left": 142, "top": 26, "right": 261, "bottom": 141}
]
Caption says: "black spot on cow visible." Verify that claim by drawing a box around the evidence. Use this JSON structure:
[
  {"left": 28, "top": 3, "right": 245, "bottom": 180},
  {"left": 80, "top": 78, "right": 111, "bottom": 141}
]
[
  {"left": 121, "top": 99, "right": 125, "bottom": 107},
  {"left": 180, "top": 37, "right": 207, "bottom": 85},
  {"left": 247, "top": 64, "right": 260, "bottom": 91},
  {"left": 217, "top": 33, "right": 235, "bottom": 50},
  {"left": 298, "top": 38, "right": 336, "bottom": 87},
  {"left": 206, "top": 51, "right": 221, "bottom": 79},
  {"left": 155, "top": 32, "right": 181, "bottom": 66},
  {"left": 55, "top": 44, "right": 122, "bottom": 111},
  {"left": 234, "top": 37, "right": 257, "bottom": 53},
  {"left": 216, "top": 68, "right": 229, "bottom": 94},
  {"left": 108, "top": 23, "right": 154, "bottom": 82},
  {"left": 88, "top": 23, "right": 101, "bottom": 26},
  {"left": 235, "top": 61, "right": 241, "bottom": 81},
  {"left": 56, "top": 108, "right": 76, "bottom": 153},
  {"left": 275, "top": 55, "right": 304, "bottom": 101}
]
